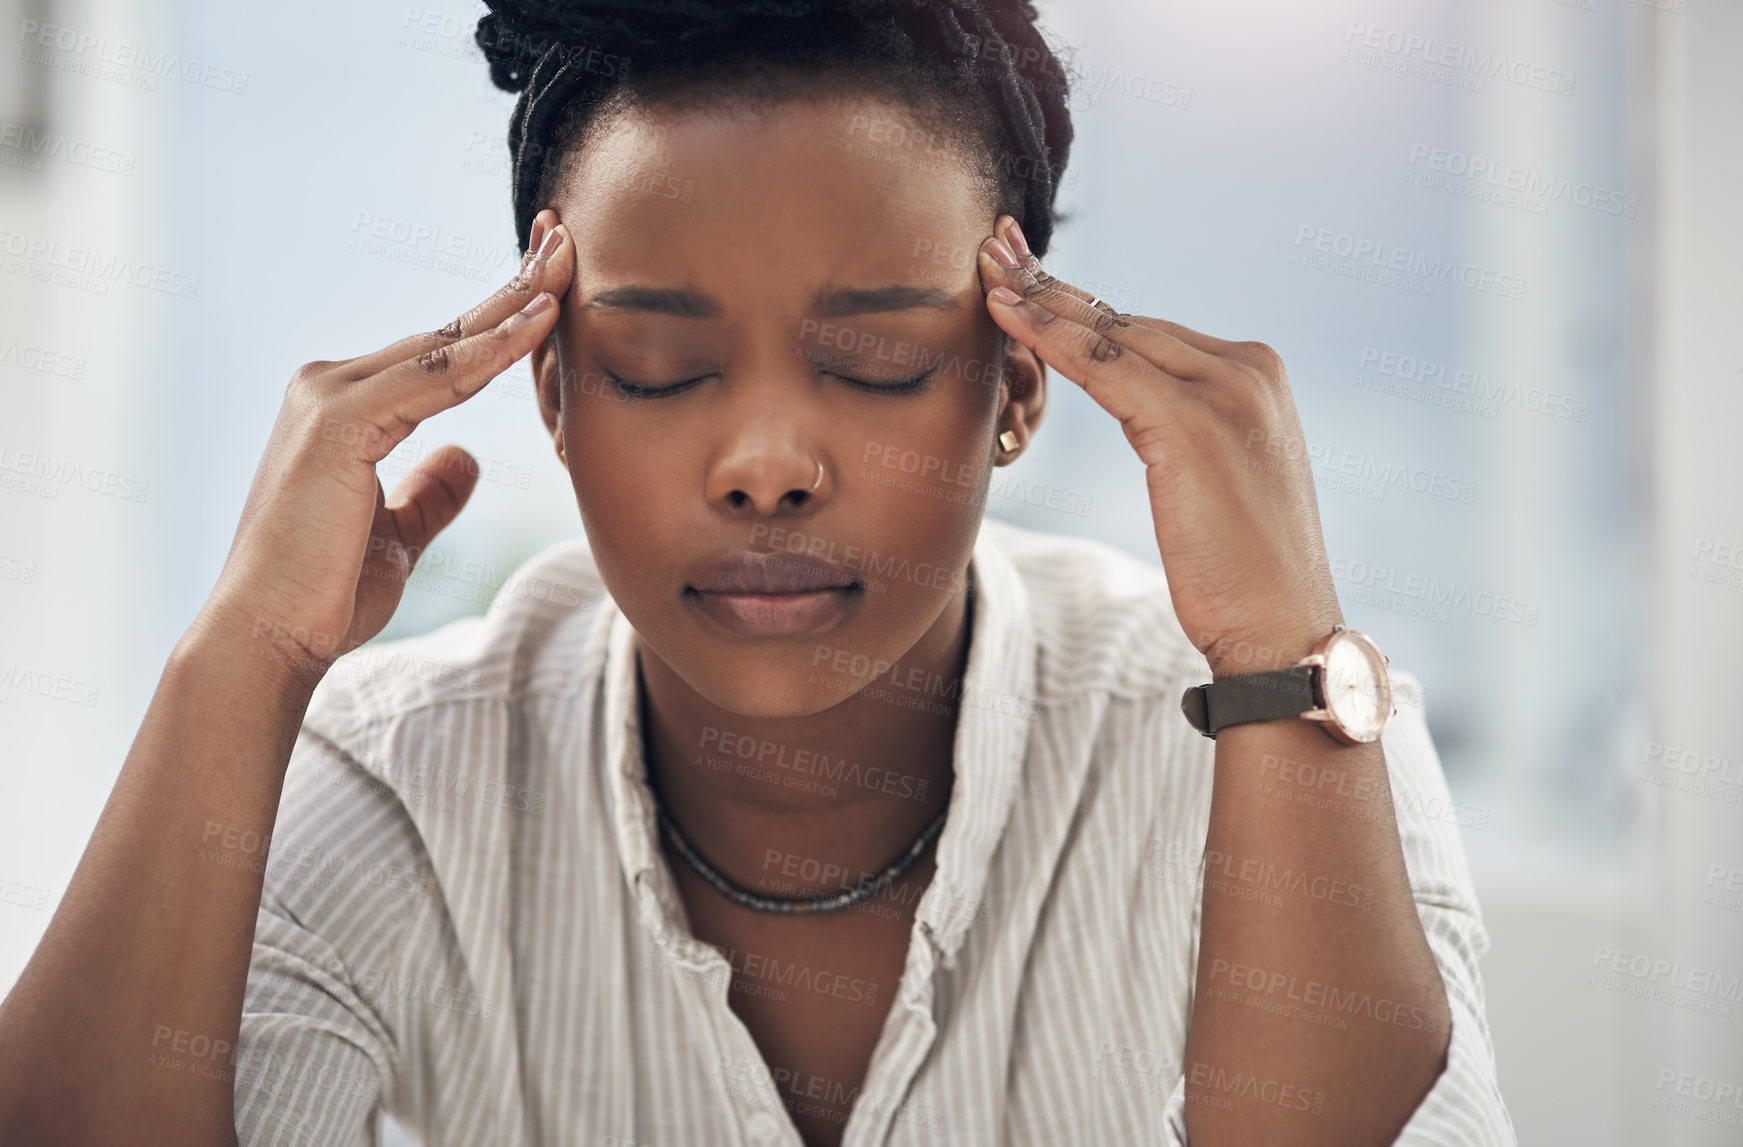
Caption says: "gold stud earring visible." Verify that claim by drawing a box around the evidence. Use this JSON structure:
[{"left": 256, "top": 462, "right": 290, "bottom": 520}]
[{"left": 998, "top": 430, "right": 1019, "bottom": 452}]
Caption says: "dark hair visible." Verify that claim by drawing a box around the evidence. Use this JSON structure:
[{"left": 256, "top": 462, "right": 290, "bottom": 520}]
[{"left": 475, "top": 0, "right": 1075, "bottom": 255}]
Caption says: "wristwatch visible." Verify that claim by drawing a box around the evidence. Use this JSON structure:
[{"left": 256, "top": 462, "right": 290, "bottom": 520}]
[{"left": 1180, "top": 625, "right": 1395, "bottom": 744}]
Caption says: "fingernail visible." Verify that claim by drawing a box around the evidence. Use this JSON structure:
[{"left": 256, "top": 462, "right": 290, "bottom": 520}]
[
  {"left": 989, "top": 285, "right": 1023, "bottom": 306},
  {"left": 987, "top": 238, "right": 1021, "bottom": 270},
  {"left": 1006, "top": 219, "right": 1031, "bottom": 257},
  {"left": 536, "top": 227, "right": 562, "bottom": 261},
  {"left": 521, "top": 291, "right": 553, "bottom": 316}
]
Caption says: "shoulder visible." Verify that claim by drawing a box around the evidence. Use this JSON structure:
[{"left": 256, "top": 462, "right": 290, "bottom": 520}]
[
  {"left": 300, "top": 535, "right": 614, "bottom": 753},
  {"left": 978, "top": 517, "right": 1207, "bottom": 704}
]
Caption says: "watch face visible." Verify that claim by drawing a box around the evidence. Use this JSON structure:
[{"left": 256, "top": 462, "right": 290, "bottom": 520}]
[{"left": 1321, "top": 630, "right": 1391, "bottom": 743}]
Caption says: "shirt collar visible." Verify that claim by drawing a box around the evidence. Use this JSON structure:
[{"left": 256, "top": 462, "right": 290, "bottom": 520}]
[{"left": 602, "top": 519, "right": 1038, "bottom": 967}]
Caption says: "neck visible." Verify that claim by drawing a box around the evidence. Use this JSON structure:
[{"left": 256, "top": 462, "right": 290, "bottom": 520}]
[{"left": 637, "top": 581, "right": 973, "bottom": 902}]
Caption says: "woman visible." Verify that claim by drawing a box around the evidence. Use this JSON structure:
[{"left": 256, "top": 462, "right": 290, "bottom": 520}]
[{"left": 0, "top": 1, "right": 1513, "bottom": 1144}]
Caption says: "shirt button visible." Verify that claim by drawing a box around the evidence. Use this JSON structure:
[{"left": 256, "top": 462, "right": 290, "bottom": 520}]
[{"left": 745, "top": 1109, "right": 783, "bottom": 1144}]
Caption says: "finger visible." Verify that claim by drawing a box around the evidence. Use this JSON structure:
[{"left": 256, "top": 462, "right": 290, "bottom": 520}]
[
  {"left": 986, "top": 214, "right": 1108, "bottom": 312},
  {"left": 978, "top": 223, "right": 1226, "bottom": 381},
  {"left": 978, "top": 244, "right": 1230, "bottom": 385},
  {"left": 985, "top": 215, "right": 1170, "bottom": 332},
  {"left": 986, "top": 215, "right": 1255, "bottom": 362},
  {"left": 354, "top": 288, "right": 562, "bottom": 438},
  {"left": 983, "top": 283, "right": 1180, "bottom": 430},
  {"left": 342, "top": 210, "right": 575, "bottom": 381},
  {"left": 1114, "top": 314, "right": 1256, "bottom": 361},
  {"left": 385, "top": 444, "right": 479, "bottom": 557}
]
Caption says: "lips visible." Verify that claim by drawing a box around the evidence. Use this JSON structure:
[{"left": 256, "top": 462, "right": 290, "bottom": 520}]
[
  {"left": 688, "top": 549, "right": 862, "bottom": 595},
  {"left": 686, "top": 548, "right": 863, "bottom": 637}
]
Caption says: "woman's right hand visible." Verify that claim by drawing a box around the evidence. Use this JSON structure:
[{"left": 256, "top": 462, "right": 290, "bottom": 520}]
[{"left": 198, "top": 209, "right": 574, "bottom": 683}]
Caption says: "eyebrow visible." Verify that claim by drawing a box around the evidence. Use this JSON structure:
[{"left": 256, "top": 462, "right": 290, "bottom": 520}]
[
  {"left": 581, "top": 283, "right": 962, "bottom": 319},
  {"left": 583, "top": 287, "right": 721, "bottom": 319},
  {"left": 813, "top": 285, "right": 962, "bottom": 317}
]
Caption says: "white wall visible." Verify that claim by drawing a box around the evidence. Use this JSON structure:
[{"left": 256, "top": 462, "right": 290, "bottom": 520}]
[{"left": 1650, "top": 0, "right": 1743, "bottom": 1142}]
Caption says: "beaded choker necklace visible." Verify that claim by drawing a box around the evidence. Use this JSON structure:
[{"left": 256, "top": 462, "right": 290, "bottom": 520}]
[{"left": 650, "top": 776, "right": 952, "bottom": 915}]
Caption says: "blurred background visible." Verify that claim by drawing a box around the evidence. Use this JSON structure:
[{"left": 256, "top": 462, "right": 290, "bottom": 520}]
[{"left": 1, "top": 0, "right": 1738, "bottom": 1142}]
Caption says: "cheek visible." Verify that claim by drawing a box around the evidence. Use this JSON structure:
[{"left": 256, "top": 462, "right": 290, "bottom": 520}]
[
  {"left": 558, "top": 399, "right": 688, "bottom": 584},
  {"left": 850, "top": 397, "right": 989, "bottom": 493},
  {"left": 855, "top": 352, "right": 1003, "bottom": 476},
  {"left": 844, "top": 382, "right": 997, "bottom": 578},
  {"left": 551, "top": 326, "right": 673, "bottom": 541}
]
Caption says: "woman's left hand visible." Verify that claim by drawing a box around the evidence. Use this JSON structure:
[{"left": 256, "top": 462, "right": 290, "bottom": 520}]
[{"left": 977, "top": 214, "right": 1343, "bottom": 678}]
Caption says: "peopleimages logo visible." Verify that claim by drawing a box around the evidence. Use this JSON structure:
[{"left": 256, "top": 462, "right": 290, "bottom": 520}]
[
  {"left": 0, "top": 442, "right": 151, "bottom": 503},
  {"left": 0, "top": 120, "right": 136, "bottom": 176},
  {"left": 0, "top": 336, "right": 85, "bottom": 379},
  {"left": 1342, "top": 22, "right": 1576, "bottom": 96},
  {"left": 1652, "top": 1068, "right": 1743, "bottom": 1128},
  {"left": 0, "top": 663, "right": 101, "bottom": 707},
  {"left": 15, "top": 18, "right": 250, "bottom": 94},
  {"left": 1357, "top": 346, "right": 1588, "bottom": 423},
  {"left": 1406, "top": 144, "right": 1638, "bottom": 219},
  {"left": 1589, "top": 945, "right": 1741, "bottom": 1018},
  {"left": 1292, "top": 225, "right": 1527, "bottom": 301},
  {"left": 1328, "top": 555, "right": 1540, "bottom": 627},
  {"left": 0, "top": 228, "right": 200, "bottom": 300},
  {"left": 346, "top": 211, "right": 518, "bottom": 284}
]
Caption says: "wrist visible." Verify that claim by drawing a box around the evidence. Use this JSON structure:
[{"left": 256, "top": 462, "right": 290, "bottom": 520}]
[
  {"left": 1187, "top": 623, "right": 1394, "bottom": 745},
  {"left": 178, "top": 600, "right": 330, "bottom": 705},
  {"left": 1202, "top": 617, "right": 1342, "bottom": 680}
]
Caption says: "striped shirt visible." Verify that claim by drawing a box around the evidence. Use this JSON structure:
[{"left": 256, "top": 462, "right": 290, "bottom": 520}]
[{"left": 234, "top": 515, "right": 1515, "bottom": 1146}]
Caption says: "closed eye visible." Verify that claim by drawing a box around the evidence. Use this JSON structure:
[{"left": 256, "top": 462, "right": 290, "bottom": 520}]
[
  {"left": 829, "top": 367, "right": 938, "bottom": 395},
  {"left": 607, "top": 368, "right": 938, "bottom": 398},
  {"left": 604, "top": 372, "right": 716, "bottom": 399}
]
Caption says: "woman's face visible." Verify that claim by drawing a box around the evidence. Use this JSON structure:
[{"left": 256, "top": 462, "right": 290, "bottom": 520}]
[{"left": 532, "top": 94, "right": 1045, "bottom": 718}]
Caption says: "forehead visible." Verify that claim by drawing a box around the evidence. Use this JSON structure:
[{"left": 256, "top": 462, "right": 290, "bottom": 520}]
[{"left": 555, "top": 96, "right": 999, "bottom": 302}]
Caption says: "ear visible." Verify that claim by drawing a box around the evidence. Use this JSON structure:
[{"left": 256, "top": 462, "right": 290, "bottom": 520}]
[
  {"left": 994, "top": 337, "right": 1046, "bottom": 464},
  {"left": 531, "top": 332, "right": 566, "bottom": 467}
]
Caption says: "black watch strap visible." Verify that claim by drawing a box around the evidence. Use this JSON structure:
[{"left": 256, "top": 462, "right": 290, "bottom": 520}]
[{"left": 1180, "top": 666, "right": 1319, "bottom": 739}]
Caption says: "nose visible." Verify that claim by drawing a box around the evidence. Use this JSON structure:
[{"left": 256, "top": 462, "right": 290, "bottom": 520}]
[
  {"left": 706, "top": 437, "right": 827, "bottom": 518},
  {"left": 704, "top": 352, "right": 836, "bottom": 517}
]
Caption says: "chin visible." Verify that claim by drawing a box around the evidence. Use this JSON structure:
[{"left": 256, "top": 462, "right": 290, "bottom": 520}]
[{"left": 690, "top": 660, "right": 856, "bottom": 720}]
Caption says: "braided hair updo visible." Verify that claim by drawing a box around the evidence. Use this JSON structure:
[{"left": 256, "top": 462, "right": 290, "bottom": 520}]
[{"left": 475, "top": 0, "right": 1075, "bottom": 255}]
